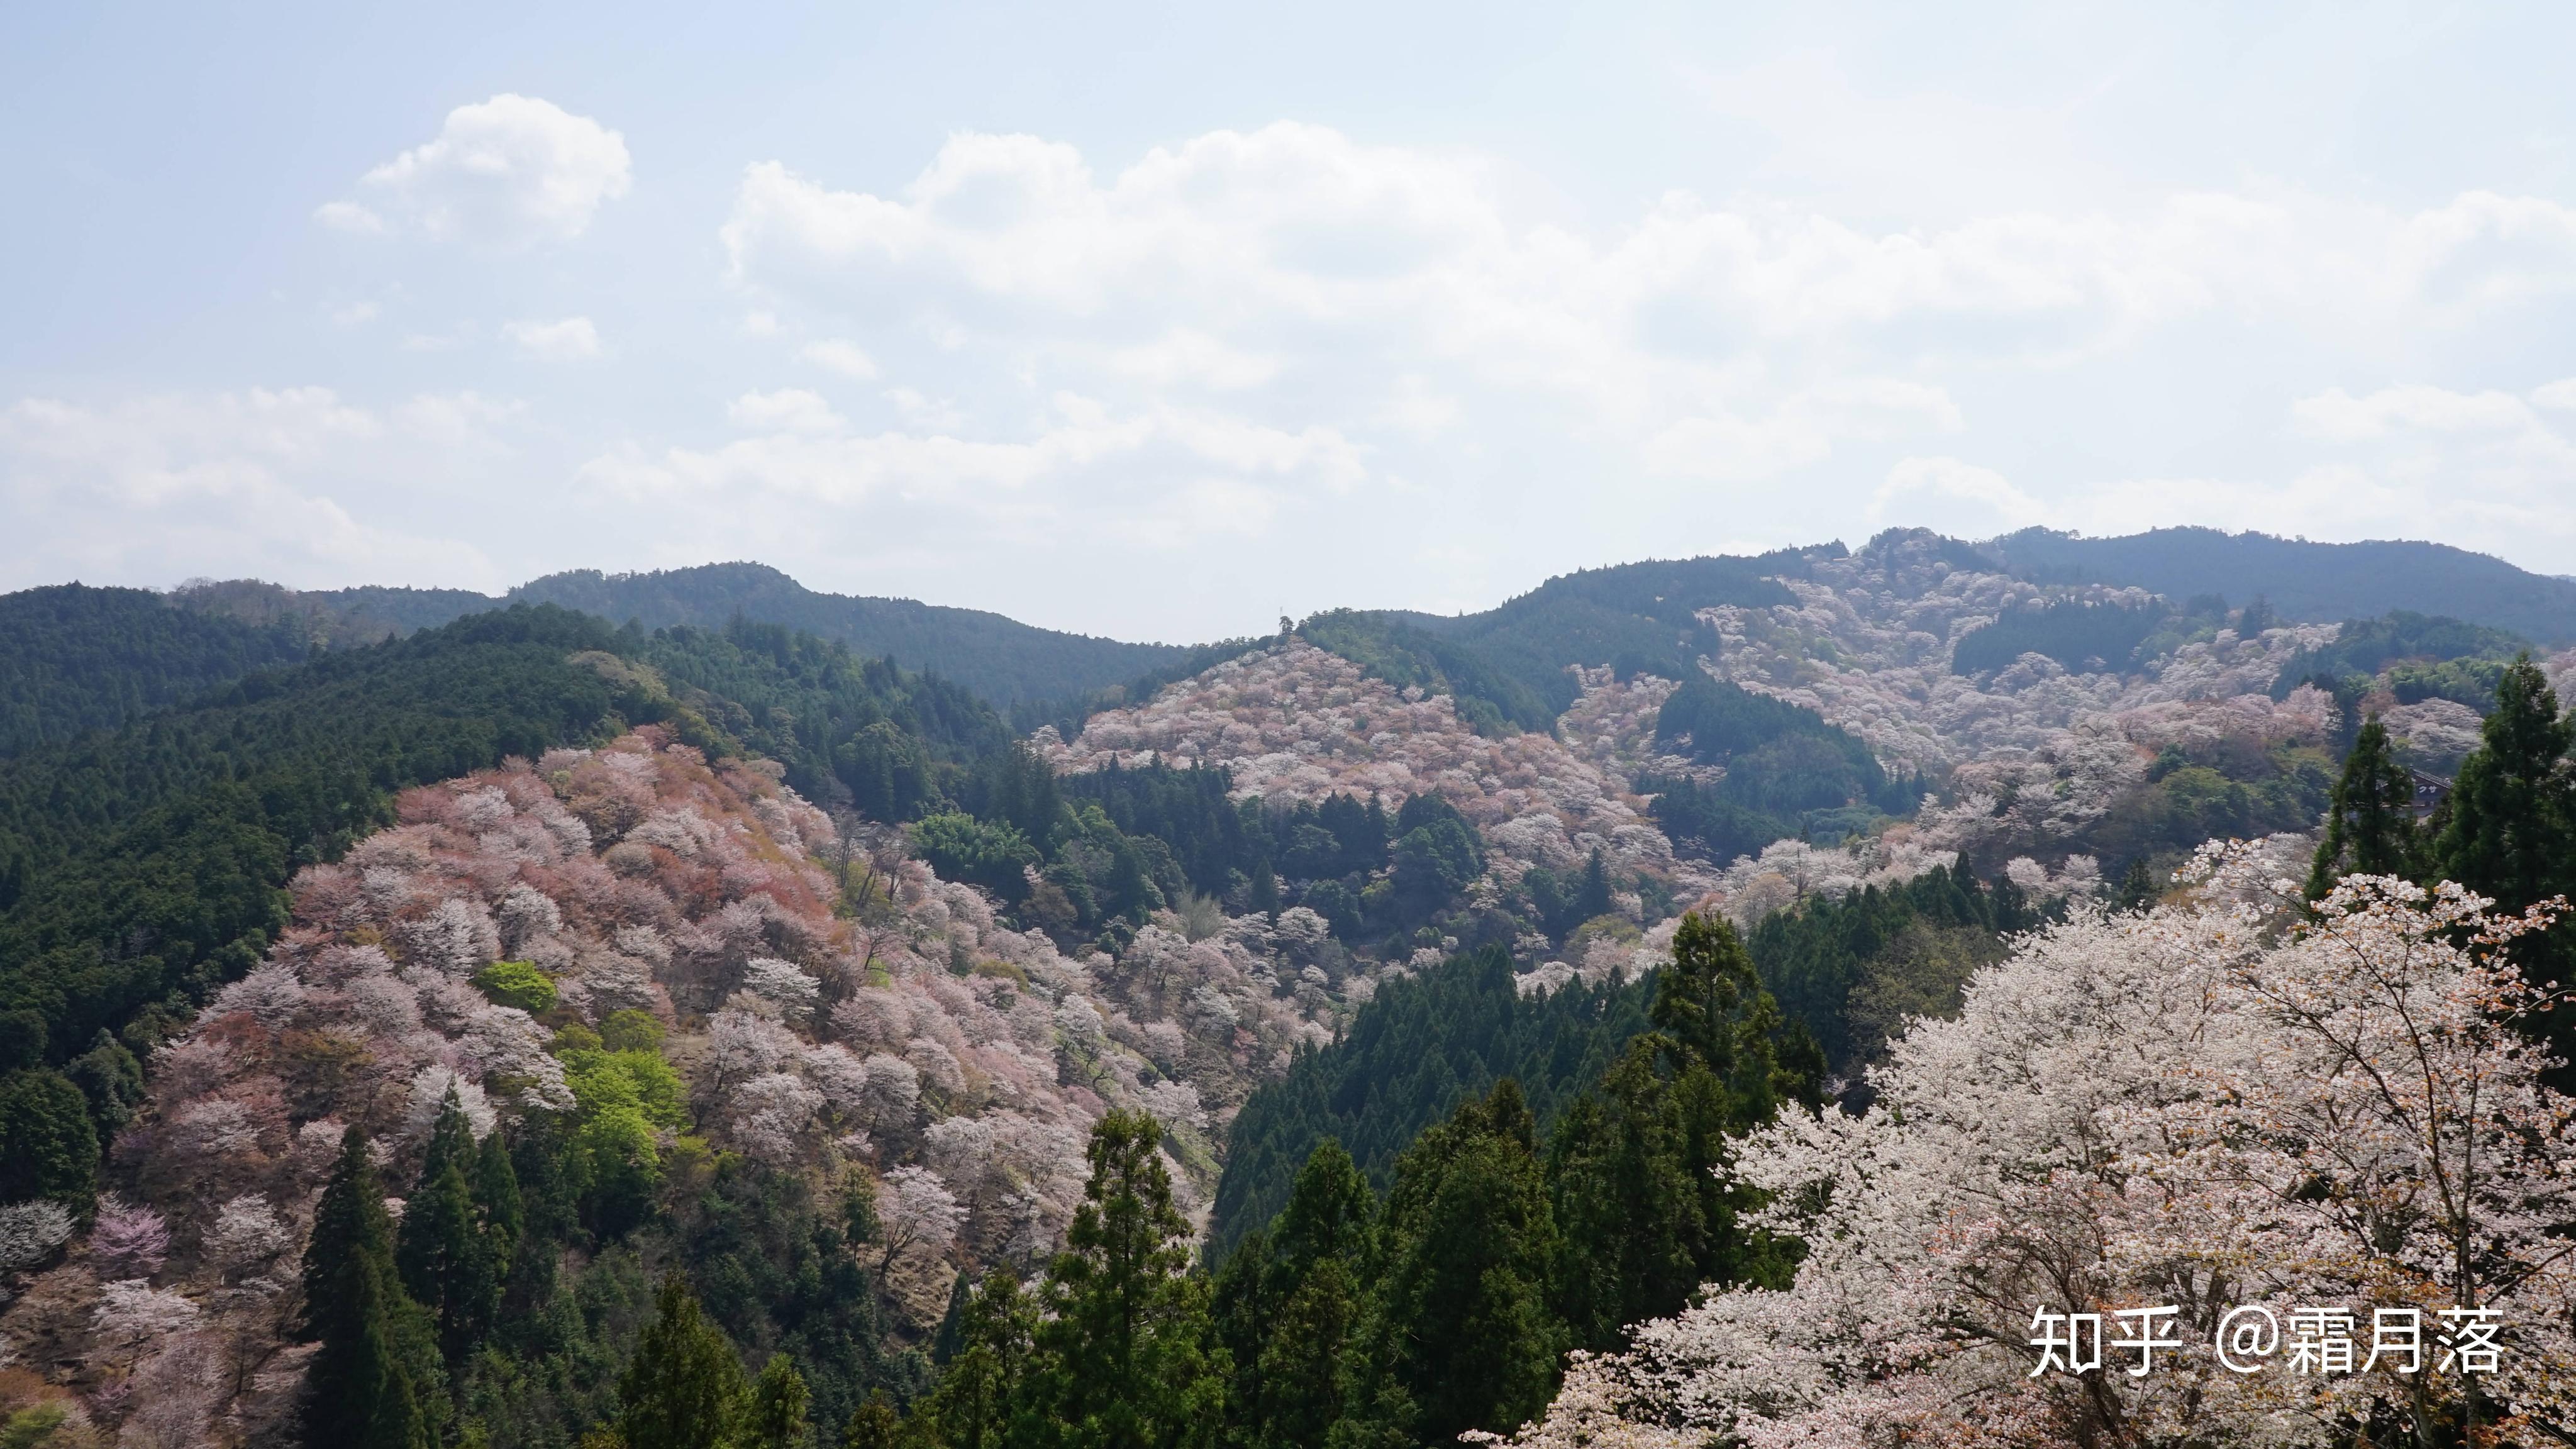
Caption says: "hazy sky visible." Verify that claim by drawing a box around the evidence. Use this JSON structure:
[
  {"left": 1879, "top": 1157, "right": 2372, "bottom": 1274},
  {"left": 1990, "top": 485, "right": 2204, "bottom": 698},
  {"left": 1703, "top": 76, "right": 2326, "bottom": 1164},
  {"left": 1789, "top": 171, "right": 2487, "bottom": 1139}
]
[{"left": 7, "top": 2, "right": 2576, "bottom": 641}]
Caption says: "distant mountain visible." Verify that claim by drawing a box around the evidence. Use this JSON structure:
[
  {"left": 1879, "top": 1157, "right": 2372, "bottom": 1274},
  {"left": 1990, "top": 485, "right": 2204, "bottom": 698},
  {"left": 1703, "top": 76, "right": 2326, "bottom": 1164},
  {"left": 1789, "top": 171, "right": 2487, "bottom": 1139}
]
[
  {"left": 1985, "top": 528, "right": 2576, "bottom": 643},
  {"left": 1352, "top": 550, "right": 1821, "bottom": 719},
  {"left": 305, "top": 562, "right": 1194, "bottom": 706}
]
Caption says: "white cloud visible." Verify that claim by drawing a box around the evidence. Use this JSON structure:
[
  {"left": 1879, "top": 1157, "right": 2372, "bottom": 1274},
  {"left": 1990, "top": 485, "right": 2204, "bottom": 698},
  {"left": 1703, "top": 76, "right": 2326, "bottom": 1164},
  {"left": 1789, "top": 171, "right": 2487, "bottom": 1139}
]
[
  {"left": 676, "top": 123, "right": 2576, "bottom": 628},
  {"left": 329, "top": 300, "right": 380, "bottom": 327},
  {"left": 504, "top": 316, "right": 602, "bottom": 361},
  {"left": 0, "top": 389, "right": 508, "bottom": 587},
  {"left": 718, "top": 124, "right": 2576, "bottom": 512},
  {"left": 318, "top": 94, "right": 631, "bottom": 247},
  {"left": 1870, "top": 456, "right": 2047, "bottom": 535},
  {"left": 799, "top": 338, "right": 878, "bottom": 379},
  {"left": 726, "top": 389, "right": 843, "bottom": 434},
  {"left": 31, "top": 113, "right": 2576, "bottom": 636},
  {"left": 2289, "top": 384, "right": 2539, "bottom": 442},
  {"left": 577, "top": 394, "right": 1362, "bottom": 564}
]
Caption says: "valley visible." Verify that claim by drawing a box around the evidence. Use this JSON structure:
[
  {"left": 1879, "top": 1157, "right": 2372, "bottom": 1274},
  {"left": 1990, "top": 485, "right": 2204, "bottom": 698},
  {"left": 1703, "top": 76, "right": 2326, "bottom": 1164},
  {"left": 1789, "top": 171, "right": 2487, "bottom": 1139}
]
[{"left": 3, "top": 524, "right": 2572, "bottom": 1447}]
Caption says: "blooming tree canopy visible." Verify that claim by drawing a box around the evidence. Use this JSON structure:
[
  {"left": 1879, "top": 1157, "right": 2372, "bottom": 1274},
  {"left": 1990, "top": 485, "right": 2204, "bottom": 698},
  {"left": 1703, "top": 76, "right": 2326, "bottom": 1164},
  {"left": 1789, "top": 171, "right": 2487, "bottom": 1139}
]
[{"left": 1503, "top": 843, "right": 2576, "bottom": 1447}]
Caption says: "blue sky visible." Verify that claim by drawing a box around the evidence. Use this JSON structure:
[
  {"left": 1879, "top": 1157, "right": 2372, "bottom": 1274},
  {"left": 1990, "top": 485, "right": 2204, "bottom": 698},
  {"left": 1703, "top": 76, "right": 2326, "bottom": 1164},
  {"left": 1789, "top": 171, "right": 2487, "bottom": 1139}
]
[{"left": 6, "top": 2, "right": 2575, "bottom": 641}]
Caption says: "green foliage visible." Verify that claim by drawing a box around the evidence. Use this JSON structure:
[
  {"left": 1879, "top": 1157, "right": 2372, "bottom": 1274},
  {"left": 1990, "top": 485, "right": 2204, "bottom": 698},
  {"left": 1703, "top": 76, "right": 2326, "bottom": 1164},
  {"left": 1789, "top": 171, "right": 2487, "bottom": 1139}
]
[
  {"left": 915, "top": 1272, "right": 1032, "bottom": 1449},
  {"left": 842, "top": 1391, "right": 906, "bottom": 1449},
  {"left": 2431, "top": 659, "right": 2576, "bottom": 1059},
  {"left": 2270, "top": 609, "right": 2530, "bottom": 704},
  {"left": 909, "top": 813, "right": 1041, "bottom": 902},
  {"left": 599, "top": 1009, "right": 667, "bottom": 1054},
  {"left": 1344, "top": 1082, "right": 1562, "bottom": 1448},
  {"left": 617, "top": 1274, "right": 750, "bottom": 1449},
  {"left": 747, "top": 1355, "right": 814, "bottom": 1449},
  {"left": 304, "top": 1128, "right": 445, "bottom": 1449},
  {"left": 0, "top": 1068, "right": 98, "bottom": 1210},
  {"left": 1389, "top": 552, "right": 1811, "bottom": 715},
  {"left": 0, "top": 584, "right": 313, "bottom": 757},
  {"left": 1060, "top": 761, "right": 1269, "bottom": 901},
  {"left": 1389, "top": 803, "right": 1482, "bottom": 919},
  {"left": 1297, "top": 611, "right": 1556, "bottom": 737},
  {"left": 1209, "top": 945, "right": 1657, "bottom": 1256},
  {"left": 555, "top": 1027, "right": 687, "bottom": 1238},
  {"left": 506, "top": 562, "right": 1192, "bottom": 708},
  {"left": 0, "top": 605, "right": 661, "bottom": 1070},
  {"left": 2307, "top": 716, "right": 2424, "bottom": 897},
  {"left": 670, "top": 1158, "right": 909, "bottom": 1436},
  {"left": 1211, "top": 1143, "right": 1372, "bottom": 1449},
  {"left": 2388, "top": 656, "right": 2511, "bottom": 713},
  {"left": 1746, "top": 864, "right": 2037, "bottom": 1072},
  {"left": 1633, "top": 773, "right": 1784, "bottom": 866},
  {"left": 1951, "top": 597, "right": 2173, "bottom": 677},
  {"left": 638, "top": 617, "right": 1015, "bottom": 821},
  {"left": 62, "top": 1029, "right": 143, "bottom": 1137},
  {"left": 1642, "top": 679, "right": 1915, "bottom": 863},
  {"left": 399, "top": 1093, "right": 506, "bottom": 1367},
  {"left": 1207, "top": 919, "right": 1814, "bottom": 1446},
  {"left": 474, "top": 960, "right": 558, "bottom": 1014},
  {"left": 1020, "top": 1109, "right": 1228, "bottom": 1449},
  {"left": 2079, "top": 738, "right": 2337, "bottom": 880},
  {"left": 1989, "top": 526, "right": 2576, "bottom": 643}
]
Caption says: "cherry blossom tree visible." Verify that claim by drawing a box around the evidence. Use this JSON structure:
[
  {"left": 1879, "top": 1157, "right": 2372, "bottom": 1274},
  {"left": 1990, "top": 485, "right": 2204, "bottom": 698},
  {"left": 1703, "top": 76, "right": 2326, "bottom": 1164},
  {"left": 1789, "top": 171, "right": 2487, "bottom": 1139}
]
[
  {"left": 875, "top": 1165, "right": 965, "bottom": 1274},
  {"left": 92, "top": 1280, "right": 202, "bottom": 1370},
  {"left": 87, "top": 1197, "right": 169, "bottom": 1279},
  {"left": 1504, "top": 843, "right": 2576, "bottom": 1448},
  {"left": 0, "top": 1199, "right": 73, "bottom": 1279}
]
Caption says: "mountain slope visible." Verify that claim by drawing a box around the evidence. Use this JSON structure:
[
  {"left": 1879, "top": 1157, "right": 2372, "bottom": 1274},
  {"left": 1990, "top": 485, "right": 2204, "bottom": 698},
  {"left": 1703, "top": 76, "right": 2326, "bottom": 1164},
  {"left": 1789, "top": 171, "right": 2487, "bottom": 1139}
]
[
  {"left": 1381, "top": 550, "right": 1817, "bottom": 715},
  {"left": 0, "top": 585, "right": 314, "bottom": 757},
  {"left": 1987, "top": 526, "right": 2576, "bottom": 642},
  {"left": 1210, "top": 945, "right": 1655, "bottom": 1253},
  {"left": 0, "top": 606, "right": 680, "bottom": 1069},
  {"left": 300, "top": 562, "right": 1194, "bottom": 706}
]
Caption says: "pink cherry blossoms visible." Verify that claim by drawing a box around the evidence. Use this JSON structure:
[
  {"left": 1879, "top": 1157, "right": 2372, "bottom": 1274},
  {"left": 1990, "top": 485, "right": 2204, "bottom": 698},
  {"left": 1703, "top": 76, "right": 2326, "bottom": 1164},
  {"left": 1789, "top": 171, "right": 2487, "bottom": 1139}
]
[
  {"left": 1501, "top": 842, "right": 2576, "bottom": 1448},
  {"left": 1, "top": 726, "right": 1378, "bottom": 1436}
]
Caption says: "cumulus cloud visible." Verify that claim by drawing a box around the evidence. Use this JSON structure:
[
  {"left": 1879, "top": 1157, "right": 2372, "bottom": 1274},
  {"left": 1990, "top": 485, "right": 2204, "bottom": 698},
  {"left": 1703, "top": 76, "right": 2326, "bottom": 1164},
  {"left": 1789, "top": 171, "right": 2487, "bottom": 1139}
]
[
  {"left": 25, "top": 115, "right": 2576, "bottom": 633},
  {"left": 1881, "top": 379, "right": 2576, "bottom": 567},
  {"left": 504, "top": 316, "right": 603, "bottom": 361},
  {"left": 318, "top": 94, "right": 631, "bottom": 247},
  {"left": 1870, "top": 456, "right": 2047, "bottom": 535},
  {"left": 726, "top": 389, "right": 843, "bottom": 433},
  {"left": 799, "top": 339, "right": 878, "bottom": 379},
  {"left": 714, "top": 126, "right": 2576, "bottom": 502},
  {"left": 0, "top": 389, "right": 511, "bottom": 586}
]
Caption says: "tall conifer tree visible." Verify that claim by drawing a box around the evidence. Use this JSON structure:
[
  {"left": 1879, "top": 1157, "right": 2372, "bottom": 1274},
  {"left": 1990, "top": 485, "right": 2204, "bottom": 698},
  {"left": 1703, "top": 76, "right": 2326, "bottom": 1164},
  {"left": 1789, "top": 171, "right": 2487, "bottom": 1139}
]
[
  {"left": 921, "top": 1270, "right": 1033, "bottom": 1449},
  {"left": 2306, "top": 714, "right": 2421, "bottom": 897},
  {"left": 1027, "top": 1109, "right": 1226, "bottom": 1449},
  {"left": 303, "top": 1128, "right": 436, "bottom": 1449},
  {"left": 1575, "top": 848, "right": 1613, "bottom": 923},
  {"left": 1341, "top": 1082, "right": 1562, "bottom": 1449},
  {"left": 397, "top": 1089, "right": 501, "bottom": 1365},
  {"left": 2435, "top": 657, "right": 2576, "bottom": 916},
  {"left": 474, "top": 1124, "right": 525, "bottom": 1287},
  {"left": 745, "top": 1355, "right": 813, "bottom": 1449},
  {"left": 617, "top": 1274, "right": 749, "bottom": 1449}
]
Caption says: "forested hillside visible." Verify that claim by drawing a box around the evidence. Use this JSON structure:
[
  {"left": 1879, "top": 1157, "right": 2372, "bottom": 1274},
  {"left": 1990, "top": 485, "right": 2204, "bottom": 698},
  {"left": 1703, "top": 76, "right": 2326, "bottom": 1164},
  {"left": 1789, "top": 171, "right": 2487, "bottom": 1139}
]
[
  {"left": 1209, "top": 946, "right": 1658, "bottom": 1253},
  {"left": 0, "top": 585, "right": 313, "bottom": 757},
  {"left": 21, "top": 525, "right": 2576, "bottom": 1448},
  {"left": 0, "top": 606, "right": 677, "bottom": 1083},
  {"left": 1987, "top": 525, "right": 2576, "bottom": 641},
  {"left": 1354, "top": 549, "right": 1813, "bottom": 717},
  {"left": 289, "top": 563, "right": 1196, "bottom": 707}
]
